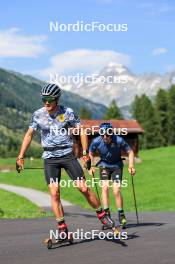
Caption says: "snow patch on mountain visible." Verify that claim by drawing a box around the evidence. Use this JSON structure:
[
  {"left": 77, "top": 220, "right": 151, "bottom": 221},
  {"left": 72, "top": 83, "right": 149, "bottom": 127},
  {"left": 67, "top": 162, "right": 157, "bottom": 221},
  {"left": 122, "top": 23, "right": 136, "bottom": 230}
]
[{"left": 58, "top": 63, "right": 175, "bottom": 107}]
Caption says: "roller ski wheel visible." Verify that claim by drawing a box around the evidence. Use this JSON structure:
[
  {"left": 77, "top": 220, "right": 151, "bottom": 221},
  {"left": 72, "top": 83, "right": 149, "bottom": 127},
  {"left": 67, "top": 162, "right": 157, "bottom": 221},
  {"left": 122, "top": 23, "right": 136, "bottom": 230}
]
[
  {"left": 68, "top": 232, "right": 74, "bottom": 244},
  {"left": 44, "top": 232, "right": 74, "bottom": 249},
  {"left": 113, "top": 226, "right": 121, "bottom": 236},
  {"left": 44, "top": 238, "right": 53, "bottom": 249}
]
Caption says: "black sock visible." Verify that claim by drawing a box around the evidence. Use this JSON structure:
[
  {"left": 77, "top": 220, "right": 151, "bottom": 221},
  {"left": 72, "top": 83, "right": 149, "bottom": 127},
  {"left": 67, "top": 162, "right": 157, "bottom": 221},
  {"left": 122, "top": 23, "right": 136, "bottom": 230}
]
[
  {"left": 56, "top": 217, "right": 65, "bottom": 225},
  {"left": 104, "top": 207, "right": 111, "bottom": 217},
  {"left": 118, "top": 209, "right": 124, "bottom": 215},
  {"left": 96, "top": 207, "right": 103, "bottom": 214}
]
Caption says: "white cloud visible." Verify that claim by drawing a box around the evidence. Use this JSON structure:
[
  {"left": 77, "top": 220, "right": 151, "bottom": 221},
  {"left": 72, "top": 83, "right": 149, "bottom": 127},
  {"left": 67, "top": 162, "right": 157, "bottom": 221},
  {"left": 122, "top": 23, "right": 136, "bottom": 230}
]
[
  {"left": 152, "top": 47, "right": 168, "bottom": 56},
  {"left": 0, "top": 28, "right": 47, "bottom": 57},
  {"left": 39, "top": 49, "right": 131, "bottom": 77}
]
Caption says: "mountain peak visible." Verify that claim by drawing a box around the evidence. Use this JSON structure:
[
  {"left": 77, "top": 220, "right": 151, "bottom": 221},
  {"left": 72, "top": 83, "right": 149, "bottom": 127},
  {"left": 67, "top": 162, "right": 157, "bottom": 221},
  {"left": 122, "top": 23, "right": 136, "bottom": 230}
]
[
  {"left": 60, "top": 64, "right": 175, "bottom": 107},
  {"left": 99, "top": 62, "right": 130, "bottom": 76},
  {"left": 104, "top": 62, "right": 131, "bottom": 75},
  {"left": 107, "top": 62, "right": 123, "bottom": 68}
]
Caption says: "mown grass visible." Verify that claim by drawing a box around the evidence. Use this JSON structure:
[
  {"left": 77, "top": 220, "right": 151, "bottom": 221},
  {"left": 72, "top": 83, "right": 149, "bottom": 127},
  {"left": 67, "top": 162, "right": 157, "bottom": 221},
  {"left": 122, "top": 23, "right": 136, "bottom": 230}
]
[
  {"left": 0, "top": 189, "right": 53, "bottom": 218},
  {"left": 0, "top": 146, "right": 175, "bottom": 213}
]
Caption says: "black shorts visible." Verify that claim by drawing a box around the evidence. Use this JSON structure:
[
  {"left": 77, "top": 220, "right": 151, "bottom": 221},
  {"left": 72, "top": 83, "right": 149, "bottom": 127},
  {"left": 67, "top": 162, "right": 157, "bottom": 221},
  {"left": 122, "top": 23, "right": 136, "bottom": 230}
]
[
  {"left": 44, "top": 152, "right": 85, "bottom": 185},
  {"left": 99, "top": 167, "right": 123, "bottom": 182}
]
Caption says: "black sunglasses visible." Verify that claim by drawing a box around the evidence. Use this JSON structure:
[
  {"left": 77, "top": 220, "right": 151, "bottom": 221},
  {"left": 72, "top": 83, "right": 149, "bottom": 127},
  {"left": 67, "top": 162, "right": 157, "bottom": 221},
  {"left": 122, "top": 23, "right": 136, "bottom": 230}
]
[
  {"left": 101, "top": 134, "right": 111, "bottom": 137},
  {"left": 42, "top": 96, "right": 56, "bottom": 103}
]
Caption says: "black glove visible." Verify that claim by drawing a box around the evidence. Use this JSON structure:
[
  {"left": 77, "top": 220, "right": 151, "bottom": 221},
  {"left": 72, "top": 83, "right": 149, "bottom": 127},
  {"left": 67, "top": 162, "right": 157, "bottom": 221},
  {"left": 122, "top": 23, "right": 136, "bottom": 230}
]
[
  {"left": 16, "top": 161, "right": 21, "bottom": 173},
  {"left": 16, "top": 157, "right": 24, "bottom": 173},
  {"left": 86, "top": 158, "right": 91, "bottom": 170},
  {"left": 82, "top": 155, "right": 91, "bottom": 170}
]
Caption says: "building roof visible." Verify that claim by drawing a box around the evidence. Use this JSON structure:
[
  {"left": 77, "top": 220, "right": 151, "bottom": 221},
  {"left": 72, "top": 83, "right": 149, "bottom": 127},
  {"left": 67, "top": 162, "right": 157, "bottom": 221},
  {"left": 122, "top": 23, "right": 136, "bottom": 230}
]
[{"left": 80, "top": 119, "right": 144, "bottom": 134}]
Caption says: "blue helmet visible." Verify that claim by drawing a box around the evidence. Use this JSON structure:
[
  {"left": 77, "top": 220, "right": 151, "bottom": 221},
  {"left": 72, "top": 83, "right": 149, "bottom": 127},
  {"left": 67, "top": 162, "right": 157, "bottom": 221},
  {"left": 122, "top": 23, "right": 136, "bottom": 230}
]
[
  {"left": 99, "top": 122, "right": 113, "bottom": 135},
  {"left": 99, "top": 123, "right": 113, "bottom": 130}
]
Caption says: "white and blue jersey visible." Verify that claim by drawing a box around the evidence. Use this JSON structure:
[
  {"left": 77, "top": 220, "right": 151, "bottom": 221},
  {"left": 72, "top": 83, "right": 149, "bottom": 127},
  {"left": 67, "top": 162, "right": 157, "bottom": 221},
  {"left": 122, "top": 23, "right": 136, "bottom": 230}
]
[
  {"left": 29, "top": 105, "right": 80, "bottom": 159},
  {"left": 89, "top": 135, "right": 131, "bottom": 168}
]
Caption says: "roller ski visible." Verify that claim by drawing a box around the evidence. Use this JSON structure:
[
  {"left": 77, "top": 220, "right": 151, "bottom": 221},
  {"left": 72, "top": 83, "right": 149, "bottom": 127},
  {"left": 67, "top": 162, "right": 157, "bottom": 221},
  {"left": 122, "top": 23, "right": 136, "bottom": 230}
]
[
  {"left": 118, "top": 211, "right": 127, "bottom": 229},
  {"left": 98, "top": 211, "right": 121, "bottom": 236},
  {"left": 44, "top": 223, "right": 74, "bottom": 249}
]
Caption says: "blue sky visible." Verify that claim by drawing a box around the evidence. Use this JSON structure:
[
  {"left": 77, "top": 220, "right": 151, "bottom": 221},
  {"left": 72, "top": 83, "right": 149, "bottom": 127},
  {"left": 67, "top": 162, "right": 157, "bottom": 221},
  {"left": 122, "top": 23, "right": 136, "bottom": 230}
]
[{"left": 0, "top": 0, "right": 175, "bottom": 79}]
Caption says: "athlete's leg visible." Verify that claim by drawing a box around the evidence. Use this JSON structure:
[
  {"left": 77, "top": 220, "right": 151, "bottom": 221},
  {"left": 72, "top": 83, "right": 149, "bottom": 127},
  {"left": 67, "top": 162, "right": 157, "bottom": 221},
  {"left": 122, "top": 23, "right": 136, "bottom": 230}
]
[
  {"left": 63, "top": 156, "right": 100, "bottom": 209},
  {"left": 64, "top": 157, "right": 115, "bottom": 228},
  {"left": 44, "top": 158, "right": 64, "bottom": 222},
  {"left": 112, "top": 181, "right": 123, "bottom": 209},
  {"left": 75, "top": 179, "right": 100, "bottom": 209},
  {"left": 48, "top": 183, "right": 69, "bottom": 239},
  {"left": 48, "top": 183, "right": 64, "bottom": 219},
  {"left": 112, "top": 168, "right": 127, "bottom": 227},
  {"left": 101, "top": 180, "right": 110, "bottom": 210},
  {"left": 99, "top": 167, "right": 111, "bottom": 216},
  {"left": 75, "top": 179, "right": 114, "bottom": 228}
]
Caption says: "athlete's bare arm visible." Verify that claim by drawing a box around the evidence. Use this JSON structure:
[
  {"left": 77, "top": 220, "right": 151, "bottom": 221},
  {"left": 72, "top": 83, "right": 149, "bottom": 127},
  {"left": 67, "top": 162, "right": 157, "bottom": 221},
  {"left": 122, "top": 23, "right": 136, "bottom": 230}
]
[
  {"left": 128, "top": 149, "right": 136, "bottom": 175},
  {"left": 18, "top": 128, "right": 35, "bottom": 158}
]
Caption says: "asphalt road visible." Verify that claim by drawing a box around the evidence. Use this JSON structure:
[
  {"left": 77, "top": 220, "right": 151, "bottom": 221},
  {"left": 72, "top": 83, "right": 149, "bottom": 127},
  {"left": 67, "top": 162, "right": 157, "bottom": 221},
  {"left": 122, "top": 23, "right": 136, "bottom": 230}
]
[{"left": 0, "top": 206, "right": 175, "bottom": 264}]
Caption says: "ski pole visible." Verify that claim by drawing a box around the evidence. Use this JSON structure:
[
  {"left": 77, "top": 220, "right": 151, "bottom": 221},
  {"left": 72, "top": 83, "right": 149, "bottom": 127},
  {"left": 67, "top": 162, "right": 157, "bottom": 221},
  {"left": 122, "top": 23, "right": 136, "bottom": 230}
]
[
  {"left": 24, "top": 167, "right": 43, "bottom": 170},
  {"left": 16, "top": 166, "right": 43, "bottom": 173},
  {"left": 130, "top": 173, "right": 139, "bottom": 224}
]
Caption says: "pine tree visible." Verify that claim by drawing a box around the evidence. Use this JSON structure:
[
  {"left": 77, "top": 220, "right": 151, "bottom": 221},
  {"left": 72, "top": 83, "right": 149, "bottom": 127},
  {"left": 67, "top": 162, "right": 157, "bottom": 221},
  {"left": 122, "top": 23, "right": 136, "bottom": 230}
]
[
  {"left": 132, "top": 95, "right": 144, "bottom": 123},
  {"left": 104, "top": 100, "right": 123, "bottom": 119},
  {"left": 168, "top": 85, "right": 175, "bottom": 145},
  {"left": 155, "top": 89, "right": 169, "bottom": 146},
  {"left": 132, "top": 94, "right": 161, "bottom": 149}
]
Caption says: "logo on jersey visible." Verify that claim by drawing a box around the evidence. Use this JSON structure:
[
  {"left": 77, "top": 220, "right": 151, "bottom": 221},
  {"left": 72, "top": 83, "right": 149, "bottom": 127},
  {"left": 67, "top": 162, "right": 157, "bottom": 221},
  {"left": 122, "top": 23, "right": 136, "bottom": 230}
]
[
  {"left": 69, "top": 112, "right": 75, "bottom": 120},
  {"left": 57, "top": 114, "right": 65, "bottom": 122}
]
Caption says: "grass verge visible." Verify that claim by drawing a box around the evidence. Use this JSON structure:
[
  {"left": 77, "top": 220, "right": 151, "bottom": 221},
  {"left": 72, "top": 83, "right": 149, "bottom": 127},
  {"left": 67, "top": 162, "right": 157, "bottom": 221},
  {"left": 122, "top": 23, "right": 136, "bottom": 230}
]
[{"left": 0, "top": 146, "right": 175, "bottom": 212}]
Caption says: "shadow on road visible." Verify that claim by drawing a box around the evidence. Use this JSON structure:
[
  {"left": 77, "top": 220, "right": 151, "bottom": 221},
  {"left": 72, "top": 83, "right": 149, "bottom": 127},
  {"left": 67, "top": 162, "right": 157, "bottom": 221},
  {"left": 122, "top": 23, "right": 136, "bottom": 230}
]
[
  {"left": 125, "top": 222, "right": 165, "bottom": 228},
  {"left": 47, "top": 236, "right": 127, "bottom": 250},
  {"left": 65, "top": 211, "right": 166, "bottom": 229},
  {"left": 65, "top": 211, "right": 97, "bottom": 218},
  {"left": 44, "top": 231, "right": 141, "bottom": 250}
]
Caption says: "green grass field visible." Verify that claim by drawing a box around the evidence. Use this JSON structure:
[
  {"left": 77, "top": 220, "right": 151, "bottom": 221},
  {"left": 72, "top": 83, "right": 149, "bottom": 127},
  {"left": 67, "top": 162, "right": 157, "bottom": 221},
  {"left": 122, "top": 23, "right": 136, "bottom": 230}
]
[
  {"left": 0, "top": 189, "right": 53, "bottom": 218},
  {"left": 0, "top": 146, "right": 175, "bottom": 215}
]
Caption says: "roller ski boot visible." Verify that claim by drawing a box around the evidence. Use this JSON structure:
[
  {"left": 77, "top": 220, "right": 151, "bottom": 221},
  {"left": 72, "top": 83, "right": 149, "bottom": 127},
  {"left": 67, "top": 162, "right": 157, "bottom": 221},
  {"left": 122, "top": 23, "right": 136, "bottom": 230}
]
[
  {"left": 118, "top": 211, "right": 127, "bottom": 229},
  {"left": 101, "top": 208, "right": 111, "bottom": 230},
  {"left": 98, "top": 211, "right": 121, "bottom": 235},
  {"left": 44, "top": 223, "right": 73, "bottom": 249}
]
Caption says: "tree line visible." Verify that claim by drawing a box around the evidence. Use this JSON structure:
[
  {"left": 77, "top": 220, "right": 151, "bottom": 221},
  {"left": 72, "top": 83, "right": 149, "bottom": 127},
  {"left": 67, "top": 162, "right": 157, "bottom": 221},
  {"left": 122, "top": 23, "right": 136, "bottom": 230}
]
[
  {"left": 80, "top": 85, "right": 175, "bottom": 150},
  {"left": 132, "top": 85, "right": 175, "bottom": 149},
  {"left": 1, "top": 85, "right": 175, "bottom": 157}
]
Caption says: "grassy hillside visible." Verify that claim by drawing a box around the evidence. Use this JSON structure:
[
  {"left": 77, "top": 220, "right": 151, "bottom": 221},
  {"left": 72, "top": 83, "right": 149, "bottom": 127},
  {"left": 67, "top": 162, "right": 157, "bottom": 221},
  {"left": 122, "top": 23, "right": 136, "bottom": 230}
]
[
  {"left": 0, "top": 68, "right": 107, "bottom": 157},
  {"left": 0, "top": 68, "right": 107, "bottom": 116},
  {"left": 0, "top": 146, "right": 175, "bottom": 213}
]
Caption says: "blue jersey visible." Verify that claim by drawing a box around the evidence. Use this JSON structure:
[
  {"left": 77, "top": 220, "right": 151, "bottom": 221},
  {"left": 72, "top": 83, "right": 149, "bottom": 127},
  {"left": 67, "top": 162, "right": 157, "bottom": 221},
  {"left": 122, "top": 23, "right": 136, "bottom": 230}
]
[
  {"left": 29, "top": 105, "right": 80, "bottom": 159},
  {"left": 89, "top": 135, "right": 131, "bottom": 168}
]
